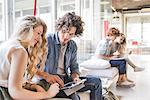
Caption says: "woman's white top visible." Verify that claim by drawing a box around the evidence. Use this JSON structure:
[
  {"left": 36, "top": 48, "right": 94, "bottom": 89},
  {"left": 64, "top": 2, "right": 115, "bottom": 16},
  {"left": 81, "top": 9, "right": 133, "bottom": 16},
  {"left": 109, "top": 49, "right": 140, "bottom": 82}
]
[{"left": 0, "top": 40, "right": 26, "bottom": 87}]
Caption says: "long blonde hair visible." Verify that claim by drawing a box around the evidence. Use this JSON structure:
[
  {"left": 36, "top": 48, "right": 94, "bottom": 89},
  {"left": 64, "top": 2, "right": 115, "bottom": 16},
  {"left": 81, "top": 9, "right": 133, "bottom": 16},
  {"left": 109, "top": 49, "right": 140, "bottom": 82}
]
[
  {"left": 12, "top": 15, "right": 47, "bottom": 81},
  {"left": 117, "top": 33, "right": 126, "bottom": 54}
]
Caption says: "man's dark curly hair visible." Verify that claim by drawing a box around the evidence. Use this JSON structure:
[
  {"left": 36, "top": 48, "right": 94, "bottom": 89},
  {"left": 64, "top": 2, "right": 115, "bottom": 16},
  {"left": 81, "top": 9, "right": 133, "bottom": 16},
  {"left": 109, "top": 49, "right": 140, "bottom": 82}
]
[{"left": 55, "top": 12, "right": 84, "bottom": 36}]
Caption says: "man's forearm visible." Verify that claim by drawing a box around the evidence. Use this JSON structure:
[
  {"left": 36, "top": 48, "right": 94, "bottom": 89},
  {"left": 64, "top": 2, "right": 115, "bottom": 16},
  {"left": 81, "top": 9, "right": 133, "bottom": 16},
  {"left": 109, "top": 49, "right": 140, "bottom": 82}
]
[
  {"left": 36, "top": 70, "right": 64, "bottom": 87},
  {"left": 36, "top": 70, "right": 49, "bottom": 80}
]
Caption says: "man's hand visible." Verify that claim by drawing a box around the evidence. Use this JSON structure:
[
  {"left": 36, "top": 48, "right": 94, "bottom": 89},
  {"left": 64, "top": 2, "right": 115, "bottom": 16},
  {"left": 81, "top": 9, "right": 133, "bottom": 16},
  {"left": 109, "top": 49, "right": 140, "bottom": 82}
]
[
  {"left": 71, "top": 73, "right": 81, "bottom": 83},
  {"left": 46, "top": 74, "right": 64, "bottom": 88},
  {"left": 36, "top": 70, "right": 64, "bottom": 87},
  {"left": 73, "top": 77, "right": 81, "bottom": 83}
]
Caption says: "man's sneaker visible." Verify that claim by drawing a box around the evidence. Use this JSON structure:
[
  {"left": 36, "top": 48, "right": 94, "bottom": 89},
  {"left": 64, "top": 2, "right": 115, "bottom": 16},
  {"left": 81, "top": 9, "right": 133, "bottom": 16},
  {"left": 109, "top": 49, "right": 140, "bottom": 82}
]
[
  {"left": 134, "top": 67, "right": 145, "bottom": 72},
  {"left": 127, "top": 78, "right": 134, "bottom": 83},
  {"left": 116, "top": 80, "right": 135, "bottom": 88}
]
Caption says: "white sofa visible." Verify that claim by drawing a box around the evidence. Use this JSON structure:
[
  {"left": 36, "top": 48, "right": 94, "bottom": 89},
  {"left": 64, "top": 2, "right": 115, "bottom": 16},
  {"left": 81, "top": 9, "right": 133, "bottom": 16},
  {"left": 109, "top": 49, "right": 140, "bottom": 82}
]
[
  {"left": 76, "top": 57, "right": 118, "bottom": 100},
  {"left": 79, "top": 57, "right": 119, "bottom": 81}
]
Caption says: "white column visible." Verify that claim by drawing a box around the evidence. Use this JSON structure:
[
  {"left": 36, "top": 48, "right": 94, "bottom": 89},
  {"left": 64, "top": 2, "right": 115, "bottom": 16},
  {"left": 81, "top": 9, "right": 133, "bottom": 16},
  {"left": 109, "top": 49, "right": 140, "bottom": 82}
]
[
  {"left": 75, "top": 0, "right": 81, "bottom": 15},
  {"left": 3, "top": 0, "right": 15, "bottom": 39},
  {"left": 92, "top": 0, "right": 101, "bottom": 48},
  {"left": 51, "top": 0, "right": 57, "bottom": 33}
]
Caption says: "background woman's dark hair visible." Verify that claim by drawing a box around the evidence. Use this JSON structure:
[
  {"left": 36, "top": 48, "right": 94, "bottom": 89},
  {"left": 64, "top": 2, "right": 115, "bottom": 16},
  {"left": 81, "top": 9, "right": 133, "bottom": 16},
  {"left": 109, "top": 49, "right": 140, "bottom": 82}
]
[
  {"left": 55, "top": 12, "right": 84, "bottom": 36},
  {"left": 107, "top": 27, "right": 120, "bottom": 37}
]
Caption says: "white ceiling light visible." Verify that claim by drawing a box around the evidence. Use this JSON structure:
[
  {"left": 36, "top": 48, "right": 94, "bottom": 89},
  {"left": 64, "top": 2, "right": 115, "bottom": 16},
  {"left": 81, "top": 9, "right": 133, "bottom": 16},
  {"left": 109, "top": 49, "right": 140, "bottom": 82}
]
[
  {"left": 100, "top": 1, "right": 110, "bottom": 5},
  {"left": 141, "top": 8, "right": 150, "bottom": 12},
  {"left": 111, "top": 6, "right": 116, "bottom": 12},
  {"left": 123, "top": 7, "right": 128, "bottom": 10},
  {"left": 133, "top": 0, "right": 141, "bottom": 1}
]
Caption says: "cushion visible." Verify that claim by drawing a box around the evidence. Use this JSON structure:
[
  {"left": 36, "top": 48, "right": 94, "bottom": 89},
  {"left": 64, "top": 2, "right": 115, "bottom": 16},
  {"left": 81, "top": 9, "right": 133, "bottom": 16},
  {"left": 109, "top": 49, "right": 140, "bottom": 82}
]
[
  {"left": 80, "top": 67, "right": 118, "bottom": 79},
  {"left": 79, "top": 57, "right": 111, "bottom": 70}
]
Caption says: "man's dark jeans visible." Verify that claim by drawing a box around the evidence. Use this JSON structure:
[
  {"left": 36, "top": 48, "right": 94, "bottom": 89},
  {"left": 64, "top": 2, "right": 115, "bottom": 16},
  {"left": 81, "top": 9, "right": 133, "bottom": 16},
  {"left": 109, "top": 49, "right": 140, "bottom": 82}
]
[
  {"left": 37, "top": 75, "right": 102, "bottom": 100},
  {"left": 78, "top": 76, "right": 102, "bottom": 100}
]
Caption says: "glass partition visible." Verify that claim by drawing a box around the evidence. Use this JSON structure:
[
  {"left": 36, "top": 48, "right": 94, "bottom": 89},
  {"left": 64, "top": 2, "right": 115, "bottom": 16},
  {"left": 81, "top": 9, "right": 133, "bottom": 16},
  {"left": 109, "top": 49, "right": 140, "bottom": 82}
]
[
  {"left": 14, "top": 0, "right": 52, "bottom": 32},
  {"left": 126, "top": 14, "right": 150, "bottom": 54},
  {"left": 0, "top": 0, "right": 5, "bottom": 41}
]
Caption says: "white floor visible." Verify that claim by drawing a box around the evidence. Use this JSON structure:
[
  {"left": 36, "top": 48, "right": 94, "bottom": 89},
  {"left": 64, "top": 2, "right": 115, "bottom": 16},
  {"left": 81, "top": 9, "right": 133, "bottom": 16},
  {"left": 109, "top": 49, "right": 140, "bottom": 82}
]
[{"left": 110, "top": 54, "right": 150, "bottom": 100}]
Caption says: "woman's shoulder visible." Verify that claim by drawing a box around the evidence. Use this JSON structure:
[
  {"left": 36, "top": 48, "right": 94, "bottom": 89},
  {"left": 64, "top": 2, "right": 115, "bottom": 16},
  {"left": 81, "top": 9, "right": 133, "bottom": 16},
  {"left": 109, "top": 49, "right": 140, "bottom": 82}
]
[
  {"left": 6, "top": 40, "right": 27, "bottom": 57},
  {"left": 0, "top": 40, "right": 24, "bottom": 51},
  {"left": 9, "top": 40, "right": 26, "bottom": 50},
  {"left": 9, "top": 46, "right": 27, "bottom": 55},
  {"left": 0, "top": 40, "right": 28, "bottom": 63}
]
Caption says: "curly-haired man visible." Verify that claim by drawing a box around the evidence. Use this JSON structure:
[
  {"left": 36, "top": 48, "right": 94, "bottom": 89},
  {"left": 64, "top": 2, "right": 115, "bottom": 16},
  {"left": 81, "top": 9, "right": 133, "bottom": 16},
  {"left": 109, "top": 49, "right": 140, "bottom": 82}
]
[{"left": 38, "top": 12, "right": 102, "bottom": 100}]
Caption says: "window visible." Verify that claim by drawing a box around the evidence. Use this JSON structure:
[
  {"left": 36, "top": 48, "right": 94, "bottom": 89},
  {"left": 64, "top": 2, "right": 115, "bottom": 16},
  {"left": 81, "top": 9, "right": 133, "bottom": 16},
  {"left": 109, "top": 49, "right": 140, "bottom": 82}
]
[
  {"left": 62, "top": 4, "right": 75, "bottom": 11},
  {"left": 127, "top": 15, "right": 150, "bottom": 47},
  {"left": 57, "top": 0, "right": 75, "bottom": 17},
  {"left": 14, "top": 0, "right": 52, "bottom": 33},
  {"left": 0, "top": 1, "right": 5, "bottom": 41},
  {"left": 39, "top": 6, "right": 51, "bottom": 14},
  {"left": 15, "top": 11, "right": 21, "bottom": 18},
  {"left": 23, "top": 9, "right": 33, "bottom": 16},
  {"left": 38, "top": 0, "right": 52, "bottom": 33}
]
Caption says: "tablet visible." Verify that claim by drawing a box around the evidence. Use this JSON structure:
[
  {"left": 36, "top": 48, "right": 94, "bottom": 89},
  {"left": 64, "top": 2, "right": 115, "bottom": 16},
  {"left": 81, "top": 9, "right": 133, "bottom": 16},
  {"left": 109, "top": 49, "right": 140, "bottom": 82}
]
[{"left": 61, "top": 79, "right": 87, "bottom": 90}]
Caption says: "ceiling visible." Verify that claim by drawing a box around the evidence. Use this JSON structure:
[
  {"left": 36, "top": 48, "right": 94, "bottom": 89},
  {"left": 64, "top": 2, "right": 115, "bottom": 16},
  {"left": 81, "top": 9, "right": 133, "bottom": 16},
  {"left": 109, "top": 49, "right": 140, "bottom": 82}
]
[{"left": 112, "top": 0, "right": 150, "bottom": 12}]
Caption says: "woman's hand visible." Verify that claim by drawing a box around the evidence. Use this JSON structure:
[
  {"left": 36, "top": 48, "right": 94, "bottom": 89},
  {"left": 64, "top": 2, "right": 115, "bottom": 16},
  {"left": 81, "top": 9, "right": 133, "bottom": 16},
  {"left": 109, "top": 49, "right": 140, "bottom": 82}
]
[
  {"left": 30, "top": 84, "right": 45, "bottom": 92},
  {"left": 113, "top": 51, "right": 120, "bottom": 56},
  {"left": 47, "top": 83, "right": 60, "bottom": 98}
]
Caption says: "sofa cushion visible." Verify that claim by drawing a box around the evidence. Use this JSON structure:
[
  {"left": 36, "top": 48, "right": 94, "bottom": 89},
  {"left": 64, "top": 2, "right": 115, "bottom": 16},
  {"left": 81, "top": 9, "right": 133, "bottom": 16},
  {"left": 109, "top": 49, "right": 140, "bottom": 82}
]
[
  {"left": 79, "top": 57, "right": 111, "bottom": 70},
  {"left": 80, "top": 67, "right": 118, "bottom": 79}
]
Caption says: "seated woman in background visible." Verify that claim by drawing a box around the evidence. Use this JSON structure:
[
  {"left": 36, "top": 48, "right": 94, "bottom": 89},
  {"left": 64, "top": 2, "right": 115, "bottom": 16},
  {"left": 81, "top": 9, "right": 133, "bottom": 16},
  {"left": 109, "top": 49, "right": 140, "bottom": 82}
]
[
  {"left": 113, "top": 33, "right": 145, "bottom": 72},
  {"left": 95, "top": 27, "right": 135, "bottom": 88},
  {"left": 0, "top": 15, "right": 59, "bottom": 99}
]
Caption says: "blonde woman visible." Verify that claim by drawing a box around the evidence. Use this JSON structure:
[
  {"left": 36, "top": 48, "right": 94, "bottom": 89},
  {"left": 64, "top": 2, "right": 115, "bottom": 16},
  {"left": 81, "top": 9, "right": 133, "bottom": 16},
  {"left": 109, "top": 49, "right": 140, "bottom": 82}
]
[{"left": 0, "top": 15, "right": 59, "bottom": 99}]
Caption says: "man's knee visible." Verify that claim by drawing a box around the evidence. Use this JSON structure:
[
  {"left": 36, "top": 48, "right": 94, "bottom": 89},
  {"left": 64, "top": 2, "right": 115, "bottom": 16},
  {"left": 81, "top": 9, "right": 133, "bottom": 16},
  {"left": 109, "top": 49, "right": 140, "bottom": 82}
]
[
  {"left": 87, "top": 77, "right": 102, "bottom": 89},
  {"left": 94, "top": 77, "right": 102, "bottom": 88}
]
